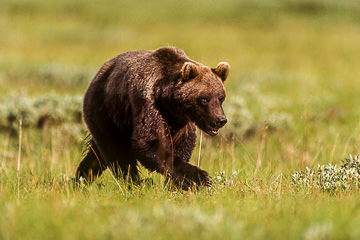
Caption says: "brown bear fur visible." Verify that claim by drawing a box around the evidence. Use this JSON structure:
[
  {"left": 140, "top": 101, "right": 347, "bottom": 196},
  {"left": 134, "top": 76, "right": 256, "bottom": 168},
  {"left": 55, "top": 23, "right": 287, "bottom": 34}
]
[{"left": 76, "top": 46, "right": 230, "bottom": 189}]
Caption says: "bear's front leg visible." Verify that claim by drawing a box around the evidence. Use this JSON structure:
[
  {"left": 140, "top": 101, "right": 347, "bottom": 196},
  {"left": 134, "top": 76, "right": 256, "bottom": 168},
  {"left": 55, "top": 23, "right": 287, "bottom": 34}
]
[
  {"left": 170, "top": 126, "right": 211, "bottom": 189},
  {"left": 171, "top": 162, "right": 211, "bottom": 190},
  {"left": 133, "top": 133, "right": 210, "bottom": 189},
  {"left": 131, "top": 109, "right": 211, "bottom": 190},
  {"left": 131, "top": 109, "right": 176, "bottom": 177}
]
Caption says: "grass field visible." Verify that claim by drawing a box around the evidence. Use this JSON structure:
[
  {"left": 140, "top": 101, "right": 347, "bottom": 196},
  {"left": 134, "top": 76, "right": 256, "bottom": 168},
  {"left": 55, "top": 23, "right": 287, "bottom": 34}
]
[{"left": 1, "top": 0, "right": 360, "bottom": 239}]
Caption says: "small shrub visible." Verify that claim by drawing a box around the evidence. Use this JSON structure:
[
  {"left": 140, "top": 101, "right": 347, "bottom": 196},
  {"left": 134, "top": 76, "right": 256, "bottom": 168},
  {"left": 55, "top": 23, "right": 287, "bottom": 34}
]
[
  {"left": 292, "top": 154, "right": 360, "bottom": 192},
  {"left": 0, "top": 94, "right": 83, "bottom": 132},
  {"left": 212, "top": 170, "right": 240, "bottom": 188}
]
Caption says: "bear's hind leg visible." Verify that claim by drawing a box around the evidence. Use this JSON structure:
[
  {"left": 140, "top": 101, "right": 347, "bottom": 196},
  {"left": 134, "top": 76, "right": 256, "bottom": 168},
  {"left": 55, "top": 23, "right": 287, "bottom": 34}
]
[
  {"left": 75, "top": 141, "right": 105, "bottom": 183},
  {"left": 108, "top": 147, "right": 139, "bottom": 184}
]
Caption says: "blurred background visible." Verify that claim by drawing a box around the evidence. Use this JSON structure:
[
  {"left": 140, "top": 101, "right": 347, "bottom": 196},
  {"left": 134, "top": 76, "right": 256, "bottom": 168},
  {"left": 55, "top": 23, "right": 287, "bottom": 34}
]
[
  {"left": 2, "top": 2, "right": 360, "bottom": 238},
  {"left": 1, "top": 0, "right": 360, "bottom": 172}
]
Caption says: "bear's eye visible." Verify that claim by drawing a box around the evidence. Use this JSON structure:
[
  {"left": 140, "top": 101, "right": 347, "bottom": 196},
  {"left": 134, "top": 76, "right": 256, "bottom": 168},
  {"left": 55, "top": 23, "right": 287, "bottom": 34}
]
[
  {"left": 199, "top": 97, "right": 209, "bottom": 105},
  {"left": 219, "top": 96, "right": 225, "bottom": 103}
]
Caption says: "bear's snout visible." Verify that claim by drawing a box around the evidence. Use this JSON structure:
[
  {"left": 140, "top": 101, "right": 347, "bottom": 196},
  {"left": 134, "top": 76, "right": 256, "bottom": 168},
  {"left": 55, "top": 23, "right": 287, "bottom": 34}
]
[{"left": 215, "top": 116, "right": 227, "bottom": 128}]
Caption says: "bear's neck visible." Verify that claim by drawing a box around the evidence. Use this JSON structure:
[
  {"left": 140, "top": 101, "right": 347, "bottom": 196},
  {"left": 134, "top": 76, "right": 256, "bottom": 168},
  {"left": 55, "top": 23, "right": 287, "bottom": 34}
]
[
  {"left": 158, "top": 105, "right": 189, "bottom": 134},
  {"left": 154, "top": 80, "right": 189, "bottom": 134}
]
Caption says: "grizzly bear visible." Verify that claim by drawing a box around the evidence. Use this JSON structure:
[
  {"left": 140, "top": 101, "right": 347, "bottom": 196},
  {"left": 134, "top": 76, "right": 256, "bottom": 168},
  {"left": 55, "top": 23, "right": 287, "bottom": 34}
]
[{"left": 76, "top": 46, "right": 230, "bottom": 189}]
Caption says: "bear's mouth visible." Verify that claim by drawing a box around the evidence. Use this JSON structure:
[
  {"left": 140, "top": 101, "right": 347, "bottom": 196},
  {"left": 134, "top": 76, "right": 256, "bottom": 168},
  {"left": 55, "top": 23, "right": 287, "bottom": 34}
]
[{"left": 204, "top": 126, "right": 219, "bottom": 136}]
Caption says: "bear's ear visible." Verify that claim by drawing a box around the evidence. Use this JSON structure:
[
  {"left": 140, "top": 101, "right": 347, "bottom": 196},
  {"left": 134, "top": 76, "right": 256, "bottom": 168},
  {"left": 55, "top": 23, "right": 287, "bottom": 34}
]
[
  {"left": 181, "top": 62, "right": 199, "bottom": 82},
  {"left": 212, "top": 62, "right": 230, "bottom": 82}
]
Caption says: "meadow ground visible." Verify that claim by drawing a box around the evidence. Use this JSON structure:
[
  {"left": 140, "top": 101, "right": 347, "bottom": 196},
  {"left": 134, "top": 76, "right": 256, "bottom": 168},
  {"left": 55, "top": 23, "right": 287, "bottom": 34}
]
[{"left": 1, "top": 0, "right": 360, "bottom": 239}]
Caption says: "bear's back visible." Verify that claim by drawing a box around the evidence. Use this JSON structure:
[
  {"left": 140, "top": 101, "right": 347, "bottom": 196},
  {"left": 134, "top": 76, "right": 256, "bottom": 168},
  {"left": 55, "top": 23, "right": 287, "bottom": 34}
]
[{"left": 105, "top": 47, "right": 189, "bottom": 101}]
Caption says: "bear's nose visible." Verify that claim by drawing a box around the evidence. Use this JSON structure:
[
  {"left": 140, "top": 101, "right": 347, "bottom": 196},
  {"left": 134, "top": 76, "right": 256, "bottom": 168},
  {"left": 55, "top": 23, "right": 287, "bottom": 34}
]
[{"left": 216, "top": 116, "right": 227, "bottom": 127}]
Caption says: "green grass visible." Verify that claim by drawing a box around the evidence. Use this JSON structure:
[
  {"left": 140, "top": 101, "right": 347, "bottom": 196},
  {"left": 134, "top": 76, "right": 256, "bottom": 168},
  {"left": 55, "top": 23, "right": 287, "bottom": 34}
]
[{"left": 1, "top": 0, "right": 360, "bottom": 239}]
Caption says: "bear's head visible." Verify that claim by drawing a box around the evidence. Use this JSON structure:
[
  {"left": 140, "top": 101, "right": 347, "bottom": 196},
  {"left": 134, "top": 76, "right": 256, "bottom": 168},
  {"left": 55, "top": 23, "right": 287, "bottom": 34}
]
[{"left": 175, "top": 61, "right": 230, "bottom": 136}]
